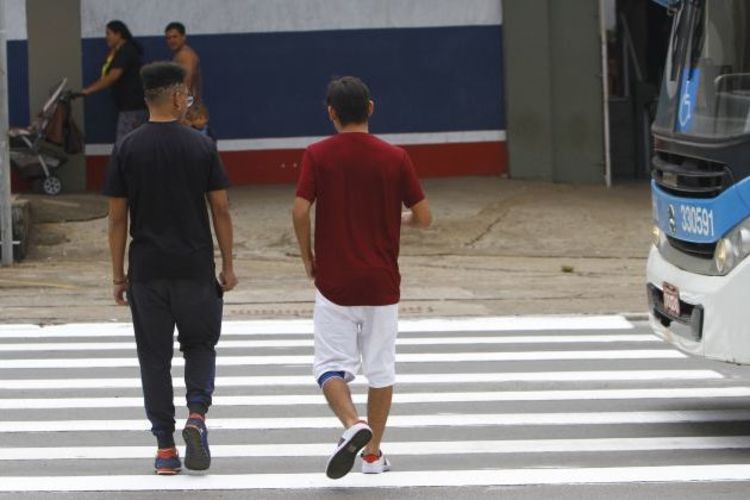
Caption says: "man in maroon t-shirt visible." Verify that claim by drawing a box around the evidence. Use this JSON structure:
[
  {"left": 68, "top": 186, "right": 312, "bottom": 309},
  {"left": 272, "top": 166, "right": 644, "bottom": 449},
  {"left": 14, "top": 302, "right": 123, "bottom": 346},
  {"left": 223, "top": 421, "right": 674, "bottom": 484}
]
[{"left": 293, "top": 76, "right": 432, "bottom": 480}]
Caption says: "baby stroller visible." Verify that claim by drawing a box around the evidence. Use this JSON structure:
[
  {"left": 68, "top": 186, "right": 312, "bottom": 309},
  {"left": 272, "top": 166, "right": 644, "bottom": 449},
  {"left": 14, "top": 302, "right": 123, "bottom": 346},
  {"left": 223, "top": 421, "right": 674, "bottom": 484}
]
[{"left": 8, "top": 78, "right": 83, "bottom": 195}]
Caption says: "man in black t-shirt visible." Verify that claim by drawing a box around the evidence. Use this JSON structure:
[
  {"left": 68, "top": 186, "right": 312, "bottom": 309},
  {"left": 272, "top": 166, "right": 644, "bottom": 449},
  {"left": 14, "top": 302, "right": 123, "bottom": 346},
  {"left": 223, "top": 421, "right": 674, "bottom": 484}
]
[{"left": 103, "top": 62, "right": 237, "bottom": 475}]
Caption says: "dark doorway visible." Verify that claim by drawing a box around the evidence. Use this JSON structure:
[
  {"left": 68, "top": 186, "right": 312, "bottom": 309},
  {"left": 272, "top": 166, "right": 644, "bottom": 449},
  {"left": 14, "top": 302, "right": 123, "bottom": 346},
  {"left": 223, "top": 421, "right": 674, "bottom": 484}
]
[{"left": 608, "top": 0, "right": 671, "bottom": 180}]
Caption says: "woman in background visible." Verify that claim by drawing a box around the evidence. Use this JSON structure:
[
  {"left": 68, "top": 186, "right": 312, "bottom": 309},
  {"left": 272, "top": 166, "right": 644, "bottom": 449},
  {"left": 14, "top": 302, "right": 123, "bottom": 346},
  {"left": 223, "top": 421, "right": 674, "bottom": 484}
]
[{"left": 82, "top": 20, "right": 147, "bottom": 142}]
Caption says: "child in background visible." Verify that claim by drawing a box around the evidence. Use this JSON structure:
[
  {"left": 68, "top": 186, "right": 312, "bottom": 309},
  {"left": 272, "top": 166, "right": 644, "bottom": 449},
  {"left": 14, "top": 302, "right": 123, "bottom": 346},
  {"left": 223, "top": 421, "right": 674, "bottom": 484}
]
[{"left": 186, "top": 103, "right": 216, "bottom": 142}]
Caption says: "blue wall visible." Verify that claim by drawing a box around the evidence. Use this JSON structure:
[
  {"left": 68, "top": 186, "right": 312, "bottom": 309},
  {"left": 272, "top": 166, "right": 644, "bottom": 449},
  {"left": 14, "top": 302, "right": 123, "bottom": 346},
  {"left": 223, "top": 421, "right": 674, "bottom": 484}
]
[
  {"left": 7, "top": 41, "right": 29, "bottom": 127},
  {"left": 13, "top": 25, "right": 505, "bottom": 144}
]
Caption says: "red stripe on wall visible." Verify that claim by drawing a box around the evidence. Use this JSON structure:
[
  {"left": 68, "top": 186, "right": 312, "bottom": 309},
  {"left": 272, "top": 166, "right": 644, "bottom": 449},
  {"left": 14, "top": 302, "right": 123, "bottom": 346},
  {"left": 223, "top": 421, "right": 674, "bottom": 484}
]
[
  {"left": 84, "top": 141, "right": 507, "bottom": 191},
  {"left": 10, "top": 168, "right": 32, "bottom": 192},
  {"left": 86, "top": 155, "right": 110, "bottom": 192},
  {"left": 403, "top": 141, "right": 507, "bottom": 178},
  {"left": 221, "top": 149, "right": 305, "bottom": 185}
]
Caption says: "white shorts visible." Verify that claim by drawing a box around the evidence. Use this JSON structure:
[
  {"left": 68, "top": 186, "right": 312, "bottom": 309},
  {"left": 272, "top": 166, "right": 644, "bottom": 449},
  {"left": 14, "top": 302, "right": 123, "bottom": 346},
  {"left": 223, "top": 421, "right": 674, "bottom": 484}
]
[{"left": 313, "top": 290, "right": 399, "bottom": 388}]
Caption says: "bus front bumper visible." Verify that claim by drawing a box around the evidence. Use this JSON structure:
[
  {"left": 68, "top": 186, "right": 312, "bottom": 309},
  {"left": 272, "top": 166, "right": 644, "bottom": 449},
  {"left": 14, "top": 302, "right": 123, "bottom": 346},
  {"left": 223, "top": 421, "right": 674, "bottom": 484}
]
[{"left": 646, "top": 245, "right": 750, "bottom": 364}]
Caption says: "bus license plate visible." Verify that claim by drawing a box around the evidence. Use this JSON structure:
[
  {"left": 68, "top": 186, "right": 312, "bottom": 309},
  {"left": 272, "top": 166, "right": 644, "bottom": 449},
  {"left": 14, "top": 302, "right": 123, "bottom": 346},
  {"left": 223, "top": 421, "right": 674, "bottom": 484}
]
[{"left": 663, "top": 283, "right": 681, "bottom": 318}]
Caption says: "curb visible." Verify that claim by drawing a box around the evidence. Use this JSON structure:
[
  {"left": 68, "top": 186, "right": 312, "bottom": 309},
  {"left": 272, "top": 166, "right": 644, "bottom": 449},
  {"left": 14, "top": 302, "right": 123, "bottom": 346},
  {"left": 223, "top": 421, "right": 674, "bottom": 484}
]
[
  {"left": 1, "top": 197, "right": 32, "bottom": 262},
  {"left": 623, "top": 312, "right": 650, "bottom": 322}
]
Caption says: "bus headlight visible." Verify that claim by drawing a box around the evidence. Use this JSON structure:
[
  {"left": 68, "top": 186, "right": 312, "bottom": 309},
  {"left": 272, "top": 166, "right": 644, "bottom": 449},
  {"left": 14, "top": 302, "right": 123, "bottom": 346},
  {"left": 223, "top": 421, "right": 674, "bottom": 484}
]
[
  {"left": 652, "top": 225, "right": 662, "bottom": 248},
  {"left": 714, "top": 218, "right": 750, "bottom": 274},
  {"left": 652, "top": 225, "right": 669, "bottom": 253},
  {"left": 715, "top": 238, "right": 734, "bottom": 274},
  {"left": 738, "top": 227, "right": 750, "bottom": 255}
]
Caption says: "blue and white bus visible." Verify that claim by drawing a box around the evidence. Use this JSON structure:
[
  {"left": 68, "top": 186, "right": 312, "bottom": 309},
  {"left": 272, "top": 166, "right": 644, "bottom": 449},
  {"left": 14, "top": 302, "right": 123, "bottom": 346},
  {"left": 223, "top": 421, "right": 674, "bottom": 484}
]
[{"left": 647, "top": 0, "right": 750, "bottom": 363}]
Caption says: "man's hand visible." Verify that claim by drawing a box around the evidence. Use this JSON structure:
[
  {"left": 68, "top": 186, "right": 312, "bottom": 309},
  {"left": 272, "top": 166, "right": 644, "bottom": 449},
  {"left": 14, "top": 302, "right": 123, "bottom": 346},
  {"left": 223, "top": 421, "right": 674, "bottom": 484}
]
[
  {"left": 219, "top": 269, "right": 238, "bottom": 291},
  {"left": 303, "top": 258, "right": 316, "bottom": 280},
  {"left": 108, "top": 197, "right": 129, "bottom": 305},
  {"left": 112, "top": 282, "right": 128, "bottom": 305},
  {"left": 207, "top": 189, "right": 235, "bottom": 291},
  {"left": 402, "top": 199, "right": 432, "bottom": 228},
  {"left": 292, "top": 197, "right": 316, "bottom": 281}
]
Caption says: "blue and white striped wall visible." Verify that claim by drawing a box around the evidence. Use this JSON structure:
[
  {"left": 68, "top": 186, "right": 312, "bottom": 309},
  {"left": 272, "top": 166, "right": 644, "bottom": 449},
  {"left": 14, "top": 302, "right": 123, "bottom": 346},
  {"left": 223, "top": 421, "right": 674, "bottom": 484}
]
[{"left": 7, "top": 0, "right": 507, "bottom": 188}]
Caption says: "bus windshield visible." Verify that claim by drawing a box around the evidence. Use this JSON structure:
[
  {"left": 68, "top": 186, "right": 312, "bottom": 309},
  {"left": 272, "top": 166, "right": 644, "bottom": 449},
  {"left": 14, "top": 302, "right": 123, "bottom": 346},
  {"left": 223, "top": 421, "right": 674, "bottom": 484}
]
[{"left": 653, "top": 0, "right": 750, "bottom": 139}]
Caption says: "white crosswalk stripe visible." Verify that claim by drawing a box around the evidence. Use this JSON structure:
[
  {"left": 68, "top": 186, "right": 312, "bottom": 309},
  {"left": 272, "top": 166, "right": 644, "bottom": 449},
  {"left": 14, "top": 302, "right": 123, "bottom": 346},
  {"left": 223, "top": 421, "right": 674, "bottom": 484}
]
[
  {"left": 4, "top": 387, "right": 750, "bottom": 410},
  {"left": 6, "top": 466, "right": 750, "bottom": 492},
  {"left": 0, "top": 370, "right": 721, "bottom": 390},
  {"left": 0, "top": 334, "right": 660, "bottom": 351},
  {"left": 4, "top": 409, "right": 750, "bottom": 433},
  {"left": 0, "top": 315, "right": 634, "bottom": 338},
  {"left": 0, "top": 349, "right": 686, "bottom": 369},
  {"left": 3, "top": 436, "right": 750, "bottom": 461},
  {"left": 3, "top": 316, "right": 750, "bottom": 493}
]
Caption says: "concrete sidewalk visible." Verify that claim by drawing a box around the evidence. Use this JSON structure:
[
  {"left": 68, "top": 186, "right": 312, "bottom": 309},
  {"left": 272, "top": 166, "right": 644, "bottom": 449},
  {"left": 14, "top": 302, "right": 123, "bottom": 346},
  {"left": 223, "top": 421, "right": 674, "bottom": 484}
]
[{"left": 0, "top": 177, "right": 652, "bottom": 324}]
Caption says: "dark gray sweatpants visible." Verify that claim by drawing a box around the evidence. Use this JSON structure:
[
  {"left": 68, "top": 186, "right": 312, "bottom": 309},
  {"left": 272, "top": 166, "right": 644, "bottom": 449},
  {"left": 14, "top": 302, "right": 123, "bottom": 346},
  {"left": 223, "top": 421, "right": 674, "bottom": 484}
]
[{"left": 128, "top": 279, "right": 223, "bottom": 441}]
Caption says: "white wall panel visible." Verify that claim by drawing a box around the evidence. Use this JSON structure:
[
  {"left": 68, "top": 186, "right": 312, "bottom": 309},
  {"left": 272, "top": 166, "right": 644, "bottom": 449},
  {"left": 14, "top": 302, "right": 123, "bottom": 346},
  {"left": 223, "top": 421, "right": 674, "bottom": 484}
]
[
  {"left": 5, "top": 0, "right": 26, "bottom": 40},
  {"left": 81, "top": 0, "right": 502, "bottom": 38}
]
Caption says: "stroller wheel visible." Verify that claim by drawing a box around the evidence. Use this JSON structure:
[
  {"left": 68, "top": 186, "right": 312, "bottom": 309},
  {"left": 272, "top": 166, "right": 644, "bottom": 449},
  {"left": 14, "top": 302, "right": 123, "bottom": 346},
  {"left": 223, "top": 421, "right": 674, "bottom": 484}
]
[{"left": 42, "top": 175, "right": 62, "bottom": 196}]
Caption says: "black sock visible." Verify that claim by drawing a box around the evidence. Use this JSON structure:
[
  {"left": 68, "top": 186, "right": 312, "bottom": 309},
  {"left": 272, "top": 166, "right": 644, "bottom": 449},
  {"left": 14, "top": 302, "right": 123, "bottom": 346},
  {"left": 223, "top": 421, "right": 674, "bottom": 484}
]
[
  {"left": 188, "top": 403, "right": 208, "bottom": 417},
  {"left": 156, "top": 433, "right": 175, "bottom": 449}
]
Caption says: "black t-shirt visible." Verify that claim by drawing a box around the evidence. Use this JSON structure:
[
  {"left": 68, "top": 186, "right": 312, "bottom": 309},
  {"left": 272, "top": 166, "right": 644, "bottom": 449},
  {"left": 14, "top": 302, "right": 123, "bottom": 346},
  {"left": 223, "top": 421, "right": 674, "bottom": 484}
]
[
  {"left": 109, "top": 42, "right": 145, "bottom": 111},
  {"left": 102, "top": 121, "right": 231, "bottom": 282}
]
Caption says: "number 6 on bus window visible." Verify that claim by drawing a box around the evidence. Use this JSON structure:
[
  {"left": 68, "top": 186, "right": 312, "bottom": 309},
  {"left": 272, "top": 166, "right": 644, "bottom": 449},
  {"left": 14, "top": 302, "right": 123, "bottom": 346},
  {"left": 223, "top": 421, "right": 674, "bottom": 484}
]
[{"left": 679, "top": 81, "right": 692, "bottom": 129}]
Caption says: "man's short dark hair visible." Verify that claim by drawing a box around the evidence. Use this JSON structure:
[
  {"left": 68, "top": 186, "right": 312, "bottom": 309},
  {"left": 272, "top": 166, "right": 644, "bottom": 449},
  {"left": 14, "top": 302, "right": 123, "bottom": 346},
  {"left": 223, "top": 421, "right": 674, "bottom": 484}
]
[
  {"left": 326, "top": 76, "right": 371, "bottom": 126},
  {"left": 165, "top": 22, "right": 186, "bottom": 35},
  {"left": 141, "top": 62, "right": 187, "bottom": 101}
]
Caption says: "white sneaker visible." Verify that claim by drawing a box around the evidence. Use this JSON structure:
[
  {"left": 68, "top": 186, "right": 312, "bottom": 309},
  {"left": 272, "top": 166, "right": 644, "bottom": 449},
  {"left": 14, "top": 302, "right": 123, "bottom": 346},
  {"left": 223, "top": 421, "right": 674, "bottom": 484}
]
[
  {"left": 325, "top": 421, "right": 373, "bottom": 479},
  {"left": 361, "top": 451, "right": 391, "bottom": 474}
]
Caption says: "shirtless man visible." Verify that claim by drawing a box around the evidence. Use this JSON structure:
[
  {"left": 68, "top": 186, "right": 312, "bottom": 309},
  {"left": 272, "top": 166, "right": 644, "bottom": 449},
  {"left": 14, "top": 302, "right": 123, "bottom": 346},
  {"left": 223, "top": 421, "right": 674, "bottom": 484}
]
[{"left": 164, "top": 22, "right": 202, "bottom": 101}]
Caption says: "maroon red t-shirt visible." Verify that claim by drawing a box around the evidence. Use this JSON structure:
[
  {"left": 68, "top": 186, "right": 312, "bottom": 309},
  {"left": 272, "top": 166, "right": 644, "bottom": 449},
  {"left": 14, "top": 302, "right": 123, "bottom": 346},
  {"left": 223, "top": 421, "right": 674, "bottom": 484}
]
[{"left": 296, "top": 132, "right": 425, "bottom": 306}]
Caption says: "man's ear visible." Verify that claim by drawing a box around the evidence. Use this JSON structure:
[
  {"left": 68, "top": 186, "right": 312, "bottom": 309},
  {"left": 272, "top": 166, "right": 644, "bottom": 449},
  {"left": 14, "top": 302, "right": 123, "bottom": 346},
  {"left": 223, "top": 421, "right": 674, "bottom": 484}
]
[
  {"left": 368, "top": 100, "right": 375, "bottom": 117},
  {"left": 176, "top": 90, "right": 187, "bottom": 112},
  {"left": 327, "top": 105, "right": 337, "bottom": 122}
]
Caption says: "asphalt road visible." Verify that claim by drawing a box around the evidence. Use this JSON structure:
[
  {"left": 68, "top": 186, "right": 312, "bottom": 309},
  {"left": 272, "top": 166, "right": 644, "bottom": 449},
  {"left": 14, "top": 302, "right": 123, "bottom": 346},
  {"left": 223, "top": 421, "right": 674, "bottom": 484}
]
[{"left": 1, "top": 315, "right": 750, "bottom": 499}]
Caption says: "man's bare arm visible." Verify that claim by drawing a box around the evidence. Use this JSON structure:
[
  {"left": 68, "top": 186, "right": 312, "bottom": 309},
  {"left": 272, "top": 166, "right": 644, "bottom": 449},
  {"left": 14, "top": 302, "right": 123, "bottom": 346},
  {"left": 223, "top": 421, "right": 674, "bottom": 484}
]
[
  {"left": 108, "top": 197, "right": 129, "bottom": 305},
  {"left": 402, "top": 199, "right": 432, "bottom": 228},
  {"left": 207, "top": 189, "right": 237, "bottom": 291},
  {"left": 174, "top": 50, "right": 197, "bottom": 93},
  {"left": 292, "top": 197, "right": 315, "bottom": 279}
]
